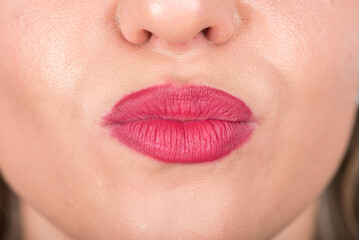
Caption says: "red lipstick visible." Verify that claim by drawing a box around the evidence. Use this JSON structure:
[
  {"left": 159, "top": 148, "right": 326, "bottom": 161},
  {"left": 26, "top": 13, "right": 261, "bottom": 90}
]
[{"left": 102, "top": 83, "right": 255, "bottom": 164}]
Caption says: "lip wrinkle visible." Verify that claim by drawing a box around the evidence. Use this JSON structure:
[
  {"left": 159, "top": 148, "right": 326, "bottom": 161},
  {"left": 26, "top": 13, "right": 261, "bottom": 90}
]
[{"left": 103, "top": 84, "right": 255, "bottom": 163}]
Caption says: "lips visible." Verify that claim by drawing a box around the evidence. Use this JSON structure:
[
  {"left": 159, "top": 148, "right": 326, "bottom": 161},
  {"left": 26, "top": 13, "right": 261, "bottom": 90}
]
[{"left": 102, "top": 83, "right": 255, "bottom": 164}]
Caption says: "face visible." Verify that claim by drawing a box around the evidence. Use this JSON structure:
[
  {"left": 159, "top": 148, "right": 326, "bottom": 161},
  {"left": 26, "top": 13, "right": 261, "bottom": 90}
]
[{"left": 0, "top": 0, "right": 359, "bottom": 239}]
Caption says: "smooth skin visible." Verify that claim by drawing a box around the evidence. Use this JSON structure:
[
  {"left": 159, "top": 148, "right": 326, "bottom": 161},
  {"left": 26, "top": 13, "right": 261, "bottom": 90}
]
[{"left": 0, "top": 0, "right": 359, "bottom": 239}]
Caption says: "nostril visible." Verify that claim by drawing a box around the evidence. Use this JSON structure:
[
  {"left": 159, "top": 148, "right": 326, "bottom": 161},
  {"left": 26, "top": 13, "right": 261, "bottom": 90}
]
[
  {"left": 131, "top": 29, "right": 152, "bottom": 45},
  {"left": 142, "top": 29, "right": 152, "bottom": 40},
  {"left": 116, "top": 1, "right": 239, "bottom": 47},
  {"left": 202, "top": 27, "right": 211, "bottom": 37}
]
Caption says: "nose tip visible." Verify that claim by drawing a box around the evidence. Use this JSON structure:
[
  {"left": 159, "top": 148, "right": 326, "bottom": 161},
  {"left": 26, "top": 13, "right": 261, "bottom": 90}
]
[{"left": 116, "top": 0, "right": 240, "bottom": 46}]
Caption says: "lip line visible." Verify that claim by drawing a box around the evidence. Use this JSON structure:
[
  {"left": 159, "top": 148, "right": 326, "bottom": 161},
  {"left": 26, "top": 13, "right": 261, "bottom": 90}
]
[{"left": 103, "top": 116, "right": 255, "bottom": 126}]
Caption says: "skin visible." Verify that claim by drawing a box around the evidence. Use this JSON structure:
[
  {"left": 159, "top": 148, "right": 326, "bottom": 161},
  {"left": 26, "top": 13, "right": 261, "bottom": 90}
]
[{"left": 0, "top": 0, "right": 359, "bottom": 239}]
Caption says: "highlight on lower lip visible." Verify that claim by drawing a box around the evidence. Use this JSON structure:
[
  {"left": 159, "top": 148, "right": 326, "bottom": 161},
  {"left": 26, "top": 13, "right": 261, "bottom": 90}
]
[{"left": 102, "top": 83, "right": 256, "bottom": 164}]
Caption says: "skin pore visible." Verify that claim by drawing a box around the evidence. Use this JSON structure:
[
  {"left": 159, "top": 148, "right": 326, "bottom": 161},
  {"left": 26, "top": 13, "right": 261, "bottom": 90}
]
[{"left": 0, "top": 0, "right": 359, "bottom": 239}]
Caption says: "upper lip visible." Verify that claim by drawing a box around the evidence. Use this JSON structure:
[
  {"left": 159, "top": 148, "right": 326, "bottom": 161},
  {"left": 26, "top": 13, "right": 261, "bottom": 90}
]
[{"left": 102, "top": 83, "right": 254, "bottom": 125}]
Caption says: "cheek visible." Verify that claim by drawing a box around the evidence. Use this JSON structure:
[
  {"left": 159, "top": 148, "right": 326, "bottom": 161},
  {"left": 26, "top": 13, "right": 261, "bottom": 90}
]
[
  {"left": 0, "top": 2, "right": 97, "bottom": 232},
  {"left": 284, "top": 2, "right": 358, "bottom": 226},
  {"left": 281, "top": 0, "right": 359, "bottom": 181},
  {"left": 0, "top": 2, "right": 125, "bottom": 238},
  {"left": 232, "top": 1, "right": 359, "bottom": 238},
  {"left": 256, "top": 0, "right": 359, "bottom": 167}
]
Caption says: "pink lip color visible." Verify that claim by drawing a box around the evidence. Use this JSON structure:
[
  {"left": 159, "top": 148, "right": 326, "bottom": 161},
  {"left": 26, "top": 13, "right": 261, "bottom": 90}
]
[{"left": 102, "top": 83, "right": 256, "bottom": 164}]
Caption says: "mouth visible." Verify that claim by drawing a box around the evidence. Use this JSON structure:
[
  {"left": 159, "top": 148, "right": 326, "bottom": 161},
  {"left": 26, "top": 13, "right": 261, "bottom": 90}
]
[{"left": 101, "top": 83, "right": 256, "bottom": 164}]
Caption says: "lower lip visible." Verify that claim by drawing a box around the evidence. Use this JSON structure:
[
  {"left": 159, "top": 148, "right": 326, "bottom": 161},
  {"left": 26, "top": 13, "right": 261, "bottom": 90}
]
[
  {"left": 103, "top": 84, "right": 255, "bottom": 164},
  {"left": 109, "top": 119, "right": 254, "bottom": 163}
]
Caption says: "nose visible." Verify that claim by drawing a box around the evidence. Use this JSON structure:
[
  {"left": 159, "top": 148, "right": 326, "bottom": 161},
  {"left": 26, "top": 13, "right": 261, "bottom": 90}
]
[{"left": 116, "top": 0, "right": 240, "bottom": 46}]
